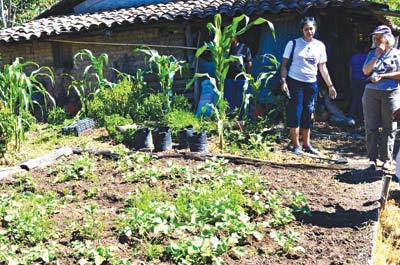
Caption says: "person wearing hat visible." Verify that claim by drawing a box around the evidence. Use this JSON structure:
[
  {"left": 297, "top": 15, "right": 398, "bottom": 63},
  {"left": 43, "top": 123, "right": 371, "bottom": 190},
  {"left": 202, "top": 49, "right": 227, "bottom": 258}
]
[
  {"left": 362, "top": 25, "right": 400, "bottom": 172},
  {"left": 280, "top": 16, "right": 337, "bottom": 155}
]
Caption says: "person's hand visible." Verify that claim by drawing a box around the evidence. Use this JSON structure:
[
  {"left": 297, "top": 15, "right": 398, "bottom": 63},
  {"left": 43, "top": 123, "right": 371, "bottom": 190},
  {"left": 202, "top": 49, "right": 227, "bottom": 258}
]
[
  {"left": 328, "top": 86, "right": 337, "bottom": 99},
  {"left": 281, "top": 81, "right": 288, "bottom": 92},
  {"left": 393, "top": 107, "right": 400, "bottom": 121},
  {"left": 370, "top": 72, "right": 382, "bottom": 83},
  {"left": 375, "top": 43, "right": 385, "bottom": 57}
]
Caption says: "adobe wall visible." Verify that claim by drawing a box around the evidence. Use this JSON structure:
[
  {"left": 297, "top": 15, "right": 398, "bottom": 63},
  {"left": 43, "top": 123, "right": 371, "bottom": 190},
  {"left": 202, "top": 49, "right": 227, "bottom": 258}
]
[{"left": 0, "top": 23, "right": 191, "bottom": 105}]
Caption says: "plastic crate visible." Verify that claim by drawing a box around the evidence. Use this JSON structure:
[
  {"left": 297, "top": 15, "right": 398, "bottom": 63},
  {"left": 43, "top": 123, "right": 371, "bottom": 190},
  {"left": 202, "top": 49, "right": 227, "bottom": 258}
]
[{"left": 62, "top": 118, "right": 95, "bottom": 136}]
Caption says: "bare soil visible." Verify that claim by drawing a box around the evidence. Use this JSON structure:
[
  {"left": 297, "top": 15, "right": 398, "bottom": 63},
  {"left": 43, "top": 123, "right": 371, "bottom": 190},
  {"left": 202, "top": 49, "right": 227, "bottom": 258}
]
[{"left": 0, "top": 122, "right": 386, "bottom": 264}]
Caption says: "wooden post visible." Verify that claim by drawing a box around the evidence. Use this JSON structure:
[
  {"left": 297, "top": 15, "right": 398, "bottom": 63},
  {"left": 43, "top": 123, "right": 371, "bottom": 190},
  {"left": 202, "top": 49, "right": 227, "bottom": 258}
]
[{"left": 380, "top": 175, "right": 392, "bottom": 210}]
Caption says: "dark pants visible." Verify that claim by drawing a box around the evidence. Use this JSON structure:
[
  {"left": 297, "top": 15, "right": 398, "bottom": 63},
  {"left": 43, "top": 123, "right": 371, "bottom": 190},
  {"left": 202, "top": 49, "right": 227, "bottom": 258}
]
[
  {"left": 224, "top": 78, "right": 253, "bottom": 120},
  {"left": 286, "top": 77, "right": 318, "bottom": 128},
  {"left": 348, "top": 78, "right": 365, "bottom": 123}
]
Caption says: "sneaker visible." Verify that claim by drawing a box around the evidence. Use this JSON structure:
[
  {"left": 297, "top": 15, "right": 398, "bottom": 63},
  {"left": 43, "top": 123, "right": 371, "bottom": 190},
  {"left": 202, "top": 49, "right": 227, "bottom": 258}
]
[
  {"left": 382, "top": 160, "right": 394, "bottom": 171},
  {"left": 302, "top": 145, "right": 319, "bottom": 155},
  {"left": 292, "top": 146, "right": 303, "bottom": 155}
]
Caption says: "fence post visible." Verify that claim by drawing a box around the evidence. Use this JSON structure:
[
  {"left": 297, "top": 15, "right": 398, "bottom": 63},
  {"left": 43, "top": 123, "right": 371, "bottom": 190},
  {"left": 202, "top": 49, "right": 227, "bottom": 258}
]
[{"left": 380, "top": 175, "right": 392, "bottom": 210}]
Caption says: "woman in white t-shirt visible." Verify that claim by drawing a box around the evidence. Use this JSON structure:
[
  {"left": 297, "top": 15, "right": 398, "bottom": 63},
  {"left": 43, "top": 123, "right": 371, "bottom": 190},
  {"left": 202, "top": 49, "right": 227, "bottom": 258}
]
[{"left": 280, "top": 17, "right": 337, "bottom": 155}]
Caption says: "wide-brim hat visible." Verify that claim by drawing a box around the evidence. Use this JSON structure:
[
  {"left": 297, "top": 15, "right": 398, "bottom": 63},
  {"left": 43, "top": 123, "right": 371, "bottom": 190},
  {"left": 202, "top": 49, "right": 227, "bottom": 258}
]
[{"left": 370, "top": 25, "right": 392, "bottom": 35}]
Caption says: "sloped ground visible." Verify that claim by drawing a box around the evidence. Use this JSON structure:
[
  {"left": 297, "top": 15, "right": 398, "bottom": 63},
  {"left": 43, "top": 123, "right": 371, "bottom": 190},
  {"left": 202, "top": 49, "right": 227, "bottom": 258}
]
[{"left": 0, "top": 122, "right": 387, "bottom": 264}]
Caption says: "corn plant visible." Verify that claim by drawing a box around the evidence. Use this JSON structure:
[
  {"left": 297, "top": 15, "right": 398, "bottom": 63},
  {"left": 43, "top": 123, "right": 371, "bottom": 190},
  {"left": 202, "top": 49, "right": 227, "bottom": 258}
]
[
  {"left": 193, "top": 14, "right": 274, "bottom": 149},
  {"left": 69, "top": 49, "right": 113, "bottom": 117},
  {"left": 0, "top": 58, "right": 54, "bottom": 151},
  {"left": 136, "top": 47, "right": 186, "bottom": 112}
]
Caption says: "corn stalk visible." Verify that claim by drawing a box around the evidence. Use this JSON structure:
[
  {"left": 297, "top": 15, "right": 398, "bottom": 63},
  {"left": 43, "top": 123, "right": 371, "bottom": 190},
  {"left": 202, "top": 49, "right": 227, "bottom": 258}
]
[
  {"left": 0, "top": 57, "right": 54, "bottom": 151},
  {"left": 195, "top": 14, "right": 274, "bottom": 149},
  {"left": 135, "top": 47, "right": 186, "bottom": 113},
  {"left": 70, "top": 49, "right": 113, "bottom": 117}
]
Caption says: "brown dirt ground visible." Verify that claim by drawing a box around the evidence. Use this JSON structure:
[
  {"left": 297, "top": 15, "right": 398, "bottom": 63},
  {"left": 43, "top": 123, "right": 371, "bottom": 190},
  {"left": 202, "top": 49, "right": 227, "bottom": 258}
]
[{"left": 0, "top": 122, "right": 390, "bottom": 264}]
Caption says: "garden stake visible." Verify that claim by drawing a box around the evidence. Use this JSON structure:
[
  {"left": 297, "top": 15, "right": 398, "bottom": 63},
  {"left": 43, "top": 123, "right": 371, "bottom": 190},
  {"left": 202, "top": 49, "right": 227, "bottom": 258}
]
[{"left": 380, "top": 175, "right": 392, "bottom": 210}]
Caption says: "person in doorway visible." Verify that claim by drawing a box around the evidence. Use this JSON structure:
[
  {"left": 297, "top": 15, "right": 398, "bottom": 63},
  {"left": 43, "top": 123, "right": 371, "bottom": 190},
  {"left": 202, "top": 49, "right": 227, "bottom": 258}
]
[
  {"left": 225, "top": 36, "right": 253, "bottom": 120},
  {"left": 362, "top": 25, "right": 400, "bottom": 172},
  {"left": 280, "top": 16, "right": 337, "bottom": 155},
  {"left": 348, "top": 41, "right": 369, "bottom": 125}
]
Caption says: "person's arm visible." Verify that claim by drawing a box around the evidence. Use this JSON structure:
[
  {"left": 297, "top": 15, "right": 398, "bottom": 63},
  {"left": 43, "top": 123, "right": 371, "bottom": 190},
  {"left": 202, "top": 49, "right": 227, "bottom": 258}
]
[
  {"left": 280, "top": 58, "right": 289, "bottom": 92},
  {"left": 363, "top": 45, "right": 384, "bottom": 75},
  {"left": 247, "top": 60, "right": 252, "bottom": 74},
  {"left": 318, "top": 62, "right": 337, "bottom": 99},
  {"left": 373, "top": 66, "right": 400, "bottom": 82}
]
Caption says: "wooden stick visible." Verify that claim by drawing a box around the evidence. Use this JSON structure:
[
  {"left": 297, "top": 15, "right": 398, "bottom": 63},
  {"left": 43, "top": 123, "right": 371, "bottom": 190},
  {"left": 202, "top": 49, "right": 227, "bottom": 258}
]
[
  {"left": 47, "top": 39, "right": 198, "bottom": 50},
  {"left": 380, "top": 175, "right": 392, "bottom": 210},
  {"left": 71, "top": 147, "right": 351, "bottom": 170},
  {"left": 19, "top": 147, "right": 73, "bottom": 171}
]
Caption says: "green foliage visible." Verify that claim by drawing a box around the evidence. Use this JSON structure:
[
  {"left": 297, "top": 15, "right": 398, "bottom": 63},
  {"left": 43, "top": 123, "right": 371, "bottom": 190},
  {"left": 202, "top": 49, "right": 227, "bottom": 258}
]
[
  {"left": 142, "top": 93, "right": 169, "bottom": 122},
  {"left": 69, "top": 49, "right": 112, "bottom": 118},
  {"left": 49, "top": 153, "right": 97, "bottom": 183},
  {"left": 47, "top": 106, "right": 68, "bottom": 125},
  {"left": 116, "top": 156, "right": 307, "bottom": 263},
  {"left": 165, "top": 110, "right": 200, "bottom": 134},
  {"left": 171, "top": 94, "right": 192, "bottom": 111},
  {"left": 371, "top": 0, "right": 400, "bottom": 26},
  {"left": 193, "top": 14, "right": 273, "bottom": 149},
  {"left": 71, "top": 204, "right": 104, "bottom": 240},
  {"left": 136, "top": 47, "right": 186, "bottom": 112},
  {"left": 71, "top": 241, "right": 128, "bottom": 264},
  {"left": 88, "top": 78, "right": 134, "bottom": 126},
  {"left": 104, "top": 114, "right": 133, "bottom": 143},
  {"left": 1, "top": 0, "right": 58, "bottom": 27},
  {"left": 0, "top": 192, "right": 57, "bottom": 245},
  {"left": 0, "top": 58, "right": 54, "bottom": 152}
]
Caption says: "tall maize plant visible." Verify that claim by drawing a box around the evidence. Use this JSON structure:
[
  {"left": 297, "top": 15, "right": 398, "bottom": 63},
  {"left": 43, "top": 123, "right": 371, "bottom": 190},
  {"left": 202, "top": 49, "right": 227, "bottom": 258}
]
[
  {"left": 0, "top": 57, "right": 54, "bottom": 152},
  {"left": 195, "top": 14, "right": 274, "bottom": 149}
]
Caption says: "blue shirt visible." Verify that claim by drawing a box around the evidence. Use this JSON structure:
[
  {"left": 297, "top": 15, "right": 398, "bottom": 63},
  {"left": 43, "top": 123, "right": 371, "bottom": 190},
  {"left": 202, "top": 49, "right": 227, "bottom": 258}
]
[
  {"left": 364, "top": 48, "right": 400, "bottom": 91},
  {"left": 350, "top": 52, "right": 367, "bottom": 79}
]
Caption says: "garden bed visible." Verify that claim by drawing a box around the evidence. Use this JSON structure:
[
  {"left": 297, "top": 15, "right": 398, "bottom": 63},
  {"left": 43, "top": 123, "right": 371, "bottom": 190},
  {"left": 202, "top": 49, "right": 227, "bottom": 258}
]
[{"left": 0, "top": 134, "right": 382, "bottom": 264}]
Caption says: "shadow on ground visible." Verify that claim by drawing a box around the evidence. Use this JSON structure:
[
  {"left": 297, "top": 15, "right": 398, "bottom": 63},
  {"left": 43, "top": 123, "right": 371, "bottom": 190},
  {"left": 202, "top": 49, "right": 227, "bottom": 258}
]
[
  {"left": 296, "top": 204, "right": 379, "bottom": 228},
  {"left": 335, "top": 169, "right": 383, "bottom": 184}
]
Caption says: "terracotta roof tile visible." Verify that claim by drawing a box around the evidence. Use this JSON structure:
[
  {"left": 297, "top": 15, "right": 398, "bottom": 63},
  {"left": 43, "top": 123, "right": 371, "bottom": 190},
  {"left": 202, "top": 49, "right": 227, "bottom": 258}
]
[{"left": 0, "top": 0, "right": 378, "bottom": 43}]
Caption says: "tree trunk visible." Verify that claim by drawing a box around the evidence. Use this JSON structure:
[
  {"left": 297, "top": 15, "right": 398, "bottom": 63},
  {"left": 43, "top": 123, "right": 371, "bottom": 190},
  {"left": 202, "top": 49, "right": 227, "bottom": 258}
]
[{"left": 0, "top": 0, "right": 7, "bottom": 28}]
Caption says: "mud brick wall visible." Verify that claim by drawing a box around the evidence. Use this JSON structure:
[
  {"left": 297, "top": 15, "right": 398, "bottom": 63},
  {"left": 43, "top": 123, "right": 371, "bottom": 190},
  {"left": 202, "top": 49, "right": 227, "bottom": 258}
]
[{"left": 0, "top": 23, "right": 193, "bottom": 105}]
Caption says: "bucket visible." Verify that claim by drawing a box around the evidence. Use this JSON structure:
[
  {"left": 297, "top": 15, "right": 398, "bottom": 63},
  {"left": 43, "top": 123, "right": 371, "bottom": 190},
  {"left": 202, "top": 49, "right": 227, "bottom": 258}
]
[
  {"left": 177, "top": 126, "right": 194, "bottom": 149},
  {"left": 152, "top": 126, "right": 172, "bottom": 152},
  {"left": 188, "top": 131, "right": 208, "bottom": 153},
  {"left": 133, "top": 128, "right": 153, "bottom": 150}
]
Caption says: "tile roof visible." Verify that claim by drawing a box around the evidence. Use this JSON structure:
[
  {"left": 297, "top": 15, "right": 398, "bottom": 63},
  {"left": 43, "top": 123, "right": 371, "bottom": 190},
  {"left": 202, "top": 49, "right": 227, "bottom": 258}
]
[{"left": 0, "top": 0, "right": 381, "bottom": 43}]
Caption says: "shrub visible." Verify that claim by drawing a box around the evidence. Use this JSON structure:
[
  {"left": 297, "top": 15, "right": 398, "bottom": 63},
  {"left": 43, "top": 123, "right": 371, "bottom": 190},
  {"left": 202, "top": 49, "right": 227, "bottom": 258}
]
[
  {"left": 47, "top": 106, "right": 68, "bottom": 125},
  {"left": 171, "top": 94, "right": 191, "bottom": 112},
  {"left": 141, "top": 93, "right": 169, "bottom": 122},
  {"left": 104, "top": 114, "right": 133, "bottom": 143},
  {"left": 88, "top": 78, "right": 132, "bottom": 126},
  {"left": 165, "top": 110, "right": 199, "bottom": 136}
]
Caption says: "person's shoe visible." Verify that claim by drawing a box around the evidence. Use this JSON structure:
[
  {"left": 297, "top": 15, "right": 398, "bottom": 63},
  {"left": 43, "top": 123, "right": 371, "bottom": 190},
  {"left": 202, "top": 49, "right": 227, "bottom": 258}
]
[
  {"left": 382, "top": 160, "right": 395, "bottom": 171},
  {"left": 292, "top": 146, "right": 303, "bottom": 155},
  {"left": 302, "top": 145, "right": 319, "bottom": 155},
  {"left": 367, "top": 160, "right": 377, "bottom": 173}
]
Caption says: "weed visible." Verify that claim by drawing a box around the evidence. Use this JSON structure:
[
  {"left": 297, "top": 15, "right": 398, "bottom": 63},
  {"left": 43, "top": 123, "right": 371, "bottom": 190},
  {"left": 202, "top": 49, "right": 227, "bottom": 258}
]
[{"left": 50, "top": 153, "right": 97, "bottom": 183}]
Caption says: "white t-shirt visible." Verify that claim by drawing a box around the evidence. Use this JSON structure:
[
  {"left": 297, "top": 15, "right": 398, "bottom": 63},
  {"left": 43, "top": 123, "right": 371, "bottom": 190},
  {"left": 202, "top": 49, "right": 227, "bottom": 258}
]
[{"left": 283, "top": 37, "right": 327, "bottom": 83}]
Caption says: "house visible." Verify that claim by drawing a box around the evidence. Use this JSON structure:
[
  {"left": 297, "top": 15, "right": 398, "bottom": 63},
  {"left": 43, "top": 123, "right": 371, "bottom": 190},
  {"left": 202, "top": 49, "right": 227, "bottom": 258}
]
[{"left": 0, "top": 0, "right": 398, "bottom": 109}]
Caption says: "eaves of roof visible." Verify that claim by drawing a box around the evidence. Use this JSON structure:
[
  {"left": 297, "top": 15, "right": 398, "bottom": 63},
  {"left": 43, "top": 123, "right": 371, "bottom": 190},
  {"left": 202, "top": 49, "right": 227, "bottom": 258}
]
[{"left": 0, "top": 0, "right": 387, "bottom": 44}]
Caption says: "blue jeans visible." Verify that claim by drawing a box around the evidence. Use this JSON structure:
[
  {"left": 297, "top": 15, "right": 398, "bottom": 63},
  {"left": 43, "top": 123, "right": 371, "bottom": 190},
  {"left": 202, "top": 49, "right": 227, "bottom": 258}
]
[
  {"left": 224, "top": 78, "right": 253, "bottom": 120},
  {"left": 362, "top": 88, "right": 400, "bottom": 162},
  {"left": 286, "top": 77, "right": 318, "bottom": 128}
]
